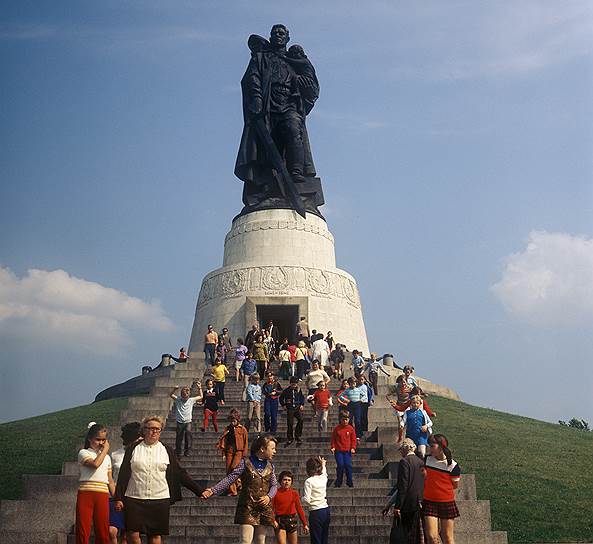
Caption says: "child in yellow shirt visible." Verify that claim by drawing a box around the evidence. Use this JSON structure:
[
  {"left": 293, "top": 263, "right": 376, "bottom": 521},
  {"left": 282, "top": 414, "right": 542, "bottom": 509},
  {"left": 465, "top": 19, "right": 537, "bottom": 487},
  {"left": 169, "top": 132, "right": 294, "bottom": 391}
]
[{"left": 211, "top": 356, "right": 230, "bottom": 405}]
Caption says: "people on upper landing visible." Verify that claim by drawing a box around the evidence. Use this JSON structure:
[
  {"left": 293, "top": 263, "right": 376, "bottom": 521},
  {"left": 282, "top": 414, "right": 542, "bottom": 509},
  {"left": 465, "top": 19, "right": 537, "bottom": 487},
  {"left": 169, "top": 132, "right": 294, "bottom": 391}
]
[
  {"left": 245, "top": 324, "right": 259, "bottom": 352},
  {"left": 311, "top": 335, "right": 330, "bottom": 369},
  {"left": 204, "top": 324, "right": 218, "bottom": 366},
  {"left": 296, "top": 316, "right": 310, "bottom": 342},
  {"left": 234, "top": 338, "right": 248, "bottom": 382},
  {"left": 351, "top": 350, "right": 365, "bottom": 377},
  {"left": 364, "top": 352, "right": 390, "bottom": 395},
  {"left": 403, "top": 365, "right": 418, "bottom": 388}
]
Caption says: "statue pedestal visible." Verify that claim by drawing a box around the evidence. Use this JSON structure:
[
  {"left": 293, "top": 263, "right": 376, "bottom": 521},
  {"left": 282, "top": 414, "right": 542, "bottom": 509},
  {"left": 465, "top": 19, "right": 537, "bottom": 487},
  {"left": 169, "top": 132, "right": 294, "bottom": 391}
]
[{"left": 188, "top": 209, "right": 369, "bottom": 358}]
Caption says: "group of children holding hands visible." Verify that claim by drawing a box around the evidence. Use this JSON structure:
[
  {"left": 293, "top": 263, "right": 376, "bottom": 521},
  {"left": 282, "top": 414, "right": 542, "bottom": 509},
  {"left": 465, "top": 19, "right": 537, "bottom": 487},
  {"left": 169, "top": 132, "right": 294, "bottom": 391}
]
[{"left": 202, "top": 432, "right": 333, "bottom": 544}]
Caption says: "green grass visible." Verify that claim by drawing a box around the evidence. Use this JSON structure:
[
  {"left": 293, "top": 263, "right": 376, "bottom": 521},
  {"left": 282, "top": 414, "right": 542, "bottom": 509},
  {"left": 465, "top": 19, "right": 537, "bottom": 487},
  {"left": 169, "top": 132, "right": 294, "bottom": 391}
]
[
  {"left": 0, "top": 398, "right": 128, "bottom": 500},
  {"left": 428, "top": 395, "right": 593, "bottom": 543}
]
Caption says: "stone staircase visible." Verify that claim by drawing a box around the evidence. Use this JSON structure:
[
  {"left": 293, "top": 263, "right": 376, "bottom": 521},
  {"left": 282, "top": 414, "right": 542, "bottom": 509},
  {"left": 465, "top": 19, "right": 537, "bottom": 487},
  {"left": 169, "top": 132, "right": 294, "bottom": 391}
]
[{"left": 0, "top": 355, "right": 507, "bottom": 543}]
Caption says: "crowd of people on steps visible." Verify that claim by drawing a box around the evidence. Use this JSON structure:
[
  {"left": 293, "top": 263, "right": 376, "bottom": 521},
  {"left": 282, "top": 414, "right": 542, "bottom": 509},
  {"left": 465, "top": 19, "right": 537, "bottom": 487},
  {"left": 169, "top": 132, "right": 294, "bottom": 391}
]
[{"left": 75, "top": 318, "right": 461, "bottom": 544}]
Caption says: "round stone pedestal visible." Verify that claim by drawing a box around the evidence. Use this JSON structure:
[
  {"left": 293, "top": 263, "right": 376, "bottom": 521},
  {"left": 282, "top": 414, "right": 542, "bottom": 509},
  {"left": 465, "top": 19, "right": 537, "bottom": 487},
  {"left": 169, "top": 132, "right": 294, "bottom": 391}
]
[{"left": 188, "top": 209, "right": 369, "bottom": 356}]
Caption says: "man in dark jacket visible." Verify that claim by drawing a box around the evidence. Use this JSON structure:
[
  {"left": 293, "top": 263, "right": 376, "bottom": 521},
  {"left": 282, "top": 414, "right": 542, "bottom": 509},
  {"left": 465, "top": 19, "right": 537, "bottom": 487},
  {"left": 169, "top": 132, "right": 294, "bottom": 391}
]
[
  {"left": 279, "top": 376, "right": 305, "bottom": 446},
  {"left": 383, "top": 438, "right": 424, "bottom": 543}
]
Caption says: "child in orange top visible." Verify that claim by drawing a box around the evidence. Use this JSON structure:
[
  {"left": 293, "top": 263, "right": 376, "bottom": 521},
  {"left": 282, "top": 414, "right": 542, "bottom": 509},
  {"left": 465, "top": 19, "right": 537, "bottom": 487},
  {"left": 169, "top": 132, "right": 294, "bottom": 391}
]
[
  {"left": 272, "top": 470, "right": 308, "bottom": 543},
  {"left": 422, "top": 433, "right": 461, "bottom": 544},
  {"left": 311, "top": 381, "right": 332, "bottom": 433}
]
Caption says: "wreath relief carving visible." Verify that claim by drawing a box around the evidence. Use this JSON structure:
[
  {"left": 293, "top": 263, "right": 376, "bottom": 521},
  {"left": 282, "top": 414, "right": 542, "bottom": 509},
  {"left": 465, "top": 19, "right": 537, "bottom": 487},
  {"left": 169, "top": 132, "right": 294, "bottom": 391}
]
[{"left": 198, "top": 266, "right": 361, "bottom": 309}]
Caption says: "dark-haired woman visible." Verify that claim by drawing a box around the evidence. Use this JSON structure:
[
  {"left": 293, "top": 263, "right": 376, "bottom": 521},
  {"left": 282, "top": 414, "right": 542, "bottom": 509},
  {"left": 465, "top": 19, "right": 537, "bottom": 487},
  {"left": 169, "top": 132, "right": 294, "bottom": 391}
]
[
  {"left": 109, "top": 422, "right": 142, "bottom": 544},
  {"left": 422, "top": 434, "right": 461, "bottom": 544},
  {"left": 76, "top": 422, "right": 113, "bottom": 544},
  {"left": 202, "top": 434, "right": 278, "bottom": 544}
]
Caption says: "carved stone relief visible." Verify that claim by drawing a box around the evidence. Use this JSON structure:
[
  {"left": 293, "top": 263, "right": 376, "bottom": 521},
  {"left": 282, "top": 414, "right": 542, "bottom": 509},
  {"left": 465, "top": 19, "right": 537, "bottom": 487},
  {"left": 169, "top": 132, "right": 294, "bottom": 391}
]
[{"left": 197, "top": 266, "right": 361, "bottom": 309}]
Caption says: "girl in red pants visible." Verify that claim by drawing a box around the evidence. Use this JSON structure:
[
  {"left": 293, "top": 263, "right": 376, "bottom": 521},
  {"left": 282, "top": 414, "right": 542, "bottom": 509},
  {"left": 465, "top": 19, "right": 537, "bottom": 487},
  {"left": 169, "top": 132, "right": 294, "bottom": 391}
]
[
  {"left": 76, "top": 422, "right": 115, "bottom": 544},
  {"left": 201, "top": 379, "right": 220, "bottom": 432}
]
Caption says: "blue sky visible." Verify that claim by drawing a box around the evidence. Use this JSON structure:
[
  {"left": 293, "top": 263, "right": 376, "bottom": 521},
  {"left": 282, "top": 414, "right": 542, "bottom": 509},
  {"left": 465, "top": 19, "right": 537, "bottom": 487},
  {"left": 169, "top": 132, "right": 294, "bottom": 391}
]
[{"left": 1, "top": 1, "right": 592, "bottom": 424}]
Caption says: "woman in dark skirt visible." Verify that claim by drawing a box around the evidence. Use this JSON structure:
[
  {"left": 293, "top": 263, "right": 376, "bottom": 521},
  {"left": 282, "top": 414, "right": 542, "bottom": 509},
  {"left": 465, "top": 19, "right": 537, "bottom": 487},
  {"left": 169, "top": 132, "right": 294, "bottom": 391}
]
[
  {"left": 422, "top": 433, "right": 461, "bottom": 544},
  {"left": 201, "top": 434, "right": 278, "bottom": 544},
  {"left": 114, "top": 415, "right": 204, "bottom": 544}
]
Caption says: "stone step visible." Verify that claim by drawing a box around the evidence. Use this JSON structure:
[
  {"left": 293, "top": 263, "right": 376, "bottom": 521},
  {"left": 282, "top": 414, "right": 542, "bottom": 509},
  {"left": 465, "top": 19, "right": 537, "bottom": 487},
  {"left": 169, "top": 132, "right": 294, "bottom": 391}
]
[
  {"left": 164, "top": 499, "right": 491, "bottom": 530},
  {"left": 0, "top": 499, "right": 74, "bottom": 532},
  {"left": 65, "top": 533, "right": 508, "bottom": 544},
  {"left": 0, "top": 531, "right": 68, "bottom": 544}
]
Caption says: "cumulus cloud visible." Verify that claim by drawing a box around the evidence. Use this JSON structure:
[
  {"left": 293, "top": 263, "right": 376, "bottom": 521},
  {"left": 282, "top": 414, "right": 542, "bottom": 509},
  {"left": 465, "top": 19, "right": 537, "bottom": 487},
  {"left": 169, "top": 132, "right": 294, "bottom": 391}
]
[
  {"left": 491, "top": 231, "right": 593, "bottom": 325},
  {"left": 0, "top": 266, "right": 173, "bottom": 354}
]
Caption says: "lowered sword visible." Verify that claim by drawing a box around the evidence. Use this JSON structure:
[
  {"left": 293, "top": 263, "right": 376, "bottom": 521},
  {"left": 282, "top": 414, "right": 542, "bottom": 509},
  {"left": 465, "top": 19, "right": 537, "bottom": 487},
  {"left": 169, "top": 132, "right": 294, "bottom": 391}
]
[{"left": 253, "top": 118, "right": 307, "bottom": 219}]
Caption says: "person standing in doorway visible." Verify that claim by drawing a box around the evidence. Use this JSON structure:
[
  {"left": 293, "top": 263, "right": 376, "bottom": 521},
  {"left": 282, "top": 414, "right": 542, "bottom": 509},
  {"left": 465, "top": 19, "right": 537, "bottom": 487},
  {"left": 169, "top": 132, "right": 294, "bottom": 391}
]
[
  {"left": 267, "top": 320, "right": 280, "bottom": 355},
  {"left": 296, "top": 316, "right": 310, "bottom": 344}
]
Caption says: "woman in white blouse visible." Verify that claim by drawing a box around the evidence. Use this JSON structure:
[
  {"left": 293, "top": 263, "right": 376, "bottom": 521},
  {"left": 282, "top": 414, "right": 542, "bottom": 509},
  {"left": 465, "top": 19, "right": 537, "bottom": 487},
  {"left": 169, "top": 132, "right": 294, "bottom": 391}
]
[{"left": 114, "top": 415, "right": 204, "bottom": 544}]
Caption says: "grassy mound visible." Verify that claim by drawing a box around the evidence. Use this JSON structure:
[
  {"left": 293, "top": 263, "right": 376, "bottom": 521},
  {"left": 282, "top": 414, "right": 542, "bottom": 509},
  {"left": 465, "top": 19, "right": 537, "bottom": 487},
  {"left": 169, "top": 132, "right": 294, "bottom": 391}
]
[
  {"left": 428, "top": 395, "right": 593, "bottom": 542},
  {"left": 0, "top": 398, "right": 128, "bottom": 500}
]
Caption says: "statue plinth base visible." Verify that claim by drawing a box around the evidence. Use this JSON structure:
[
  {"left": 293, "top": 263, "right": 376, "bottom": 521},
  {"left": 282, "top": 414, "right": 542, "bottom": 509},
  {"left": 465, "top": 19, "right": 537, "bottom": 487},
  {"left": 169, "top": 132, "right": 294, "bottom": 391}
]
[
  {"left": 188, "top": 209, "right": 369, "bottom": 358},
  {"left": 240, "top": 177, "right": 325, "bottom": 219}
]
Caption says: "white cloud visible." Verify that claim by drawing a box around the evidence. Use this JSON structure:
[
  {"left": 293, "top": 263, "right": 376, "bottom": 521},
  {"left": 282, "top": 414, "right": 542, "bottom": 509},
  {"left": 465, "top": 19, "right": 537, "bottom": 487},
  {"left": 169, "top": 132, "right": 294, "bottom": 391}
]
[
  {"left": 491, "top": 231, "right": 593, "bottom": 325},
  {"left": 0, "top": 266, "right": 173, "bottom": 354},
  {"left": 376, "top": 1, "right": 593, "bottom": 81}
]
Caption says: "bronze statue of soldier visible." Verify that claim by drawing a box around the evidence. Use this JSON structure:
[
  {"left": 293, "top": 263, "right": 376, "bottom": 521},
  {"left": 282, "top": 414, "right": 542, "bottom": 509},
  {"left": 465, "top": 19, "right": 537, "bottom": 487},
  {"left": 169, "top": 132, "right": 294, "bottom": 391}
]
[{"left": 235, "top": 24, "right": 324, "bottom": 217}]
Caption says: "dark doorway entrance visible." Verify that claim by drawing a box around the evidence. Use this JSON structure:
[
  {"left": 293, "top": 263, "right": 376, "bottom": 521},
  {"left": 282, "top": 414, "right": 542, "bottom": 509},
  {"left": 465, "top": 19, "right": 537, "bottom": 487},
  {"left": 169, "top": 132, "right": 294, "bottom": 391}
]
[{"left": 256, "top": 305, "right": 299, "bottom": 345}]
